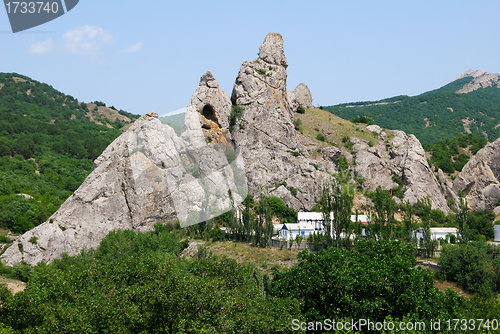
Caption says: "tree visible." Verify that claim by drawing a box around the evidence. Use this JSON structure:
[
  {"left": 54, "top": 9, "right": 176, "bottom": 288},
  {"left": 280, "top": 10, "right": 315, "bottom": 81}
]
[
  {"left": 320, "top": 178, "right": 353, "bottom": 248},
  {"left": 272, "top": 240, "right": 465, "bottom": 323},
  {"left": 457, "top": 191, "right": 469, "bottom": 242},
  {"left": 418, "top": 197, "right": 437, "bottom": 258}
]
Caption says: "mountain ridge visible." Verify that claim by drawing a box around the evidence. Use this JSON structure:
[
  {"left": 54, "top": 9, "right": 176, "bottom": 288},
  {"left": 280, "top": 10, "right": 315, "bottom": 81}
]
[{"left": 324, "top": 70, "right": 500, "bottom": 145}]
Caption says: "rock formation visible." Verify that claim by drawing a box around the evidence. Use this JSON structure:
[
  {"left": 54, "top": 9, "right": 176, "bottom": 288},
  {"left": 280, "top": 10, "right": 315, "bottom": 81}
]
[
  {"left": 230, "top": 33, "right": 332, "bottom": 209},
  {"left": 454, "top": 69, "right": 500, "bottom": 94},
  {"left": 354, "top": 128, "right": 452, "bottom": 213},
  {"left": 453, "top": 138, "right": 500, "bottom": 210},
  {"left": 2, "top": 32, "right": 465, "bottom": 266},
  {"left": 1, "top": 74, "right": 246, "bottom": 266},
  {"left": 288, "top": 83, "right": 313, "bottom": 112}
]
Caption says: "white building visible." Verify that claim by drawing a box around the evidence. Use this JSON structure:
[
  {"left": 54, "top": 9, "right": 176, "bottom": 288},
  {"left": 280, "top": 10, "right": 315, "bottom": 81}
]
[
  {"left": 297, "top": 212, "right": 371, "bottom": 231},
  {"left": 277, "top": 212, "right": 372, "bottom": 240},
  {"left": 278, "top": 222, "right": 316, "bottom": 240},
  {"left": 414, "top": 227, "right": 458, "bottom": 244}
]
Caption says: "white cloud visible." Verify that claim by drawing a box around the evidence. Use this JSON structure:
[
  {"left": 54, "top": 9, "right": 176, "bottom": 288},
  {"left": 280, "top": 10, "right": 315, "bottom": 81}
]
[
  {"left": 62, "top": 25, "right": 113, "bottom": 55},
  {"left": 118, "top": 42, "right": 143, "bottom": 54},
  {"left": 28, "top": 38, "right": 54, "bottom": 55}
]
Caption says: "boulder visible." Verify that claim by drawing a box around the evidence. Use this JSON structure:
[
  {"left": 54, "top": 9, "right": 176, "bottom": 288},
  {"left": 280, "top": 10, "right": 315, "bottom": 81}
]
[{"left": 288, "top": 83, "right": 313, "bottom": 112}]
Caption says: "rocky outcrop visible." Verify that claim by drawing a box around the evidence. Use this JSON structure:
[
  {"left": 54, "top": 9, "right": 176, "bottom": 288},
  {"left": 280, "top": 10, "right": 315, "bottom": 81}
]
[
  {"left": 354, "top": 129, "right": 451, "bottom": 213},
  {"left": 288, "top": 83, "right": 313, "bottom": 112},
  {"left": 1, "top": 32, "right": 462, "bottom": 266},
  {"left": 231, "top": 33, "right": 332, "bottom": 209},
  {"left": 453, "top": 138, "right": 500, "bottom": 210},
  {"left": 1, "top": 74, "right": 246, "bottom": 266},
  {"left": 454, "top": 69, "right": 500, "bottom": 94}
]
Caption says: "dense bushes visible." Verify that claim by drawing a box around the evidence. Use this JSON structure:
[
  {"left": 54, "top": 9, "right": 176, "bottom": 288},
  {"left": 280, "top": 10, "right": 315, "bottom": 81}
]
[
  {"left": 426, "top": 134, "right": 487, "bottom": 174},
  {"left": 272, "top": 240, "right": 467, "bottom": 324},
  {"left": 0, "top": 228, "right": 300, "bottom": 333},
  {"left": 0, "top": 73, "right": 137, "bottom": 234},
  {"left": 439, "top": 242, "right": 500, "bottom": 295}
]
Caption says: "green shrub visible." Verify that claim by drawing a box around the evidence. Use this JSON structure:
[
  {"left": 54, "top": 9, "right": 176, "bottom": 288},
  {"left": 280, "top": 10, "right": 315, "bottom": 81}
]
[
  {"left": 28, "top": 236, "right": 37, "bottom": 244},
  {"left": 229, "top": 105, "right": 244, "bottom": 132},
  {"left": 291, "top": 151, "right": 299, "bottom": 157},
  {"left": 316, "top": 133, "right": 326, "bottom": 142},
  {"left": 352, "top": 116, "right": 375, "bottom": 125},
  {"left": 439, "top": 242, "right": 496, "bottom": 294},
  {"left": 256, "top": 69, "right": 266, "bottom": 76},
  {"left": 292, "top": 118, "right": 303, "bottom": 131},
  {"left": 0, "top": 235, "right": 9, "bottom": 244},
  {"left": 296, "top": 105, "right": 306, "bottom": 114}
]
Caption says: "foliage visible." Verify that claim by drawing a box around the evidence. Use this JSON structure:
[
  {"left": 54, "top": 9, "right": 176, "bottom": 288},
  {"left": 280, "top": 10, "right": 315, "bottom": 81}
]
[
  {"left": 418, "top": 197, "right": 438, "bottom": 258},
  {"left": 324, "top": 77, "right": 500, "bottom": 145},
  {"left": 439, "top": 242, "right": 498, "bottom": 294},
  {"left": 337, "top": 155, "right": 349, "bottom": 171},
  {"left": 0, "top": 73, "right": 138, "bottom": 234},
  {"left": 292, "top": 117, "right": 303, "bottom": 131},
  {"left": 272, "top": 240, "right": 466, "bottom": 323},
  {"left": 319, "top": 178, "right": 353, "bottom": 247},
  {"left": 229, "top": 104, "right": 244, "bottom": 132},
  {"left": 352, "top": 115, "right": 374, "bottom": 125},
  {"left": 296, "top": 105, "right": 306, "bottom": 114},
  {"left": 316, "top": 133, "right": 326, "bottom": 142},
  {"left": 425, "top": 134, "right": 487, "bottom": 174},
  {"left": 1, "top": 229, "right": 300, "bottom": 333},
  {"left": 367, "top": 186, "right": 397, "bottom": 240}
]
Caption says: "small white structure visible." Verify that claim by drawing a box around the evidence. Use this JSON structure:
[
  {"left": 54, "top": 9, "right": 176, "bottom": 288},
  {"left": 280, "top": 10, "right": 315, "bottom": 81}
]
[
  {"left": 414, "top": 227, "right": 458, "bottom": 244},
  {"left": 495, "top": 225, "right": 500, "bottom": 242},
  {"left": 278, "top": 222, "right": 316, "bottom": 240},
  {"left": 297, "top": 212, "right": 371, "bottom": 232}
]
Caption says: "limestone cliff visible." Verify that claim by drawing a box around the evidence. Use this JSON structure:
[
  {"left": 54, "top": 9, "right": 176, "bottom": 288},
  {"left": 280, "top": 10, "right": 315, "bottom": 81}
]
[
  {"left": 453, "top": 138, "right": 500, "bottom": 210},
  {"left": 230, "top": 33, "right": 333, "bottom": 209}
]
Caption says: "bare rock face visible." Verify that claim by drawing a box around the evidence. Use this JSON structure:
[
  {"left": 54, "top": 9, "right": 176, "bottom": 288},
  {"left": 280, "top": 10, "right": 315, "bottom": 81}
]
[
  {"left": 231, "top": 33, "right": 331, "bottom": 209},
  {"left": 1, "top": 73, "right": 246, "bottom": 266},
  {"left": 353, "top": 130, "right": 451, "bottom": 213},
  {"left": 1, "top": 114, "right": 178, "bottom": 265},
  {"left": 288, "top": 83, "right": 313, "bottom": 112},
  {"left": 454, "top": 69, "right": 500, "bottom": 94},
  {"left": 453, "top": 138, "right": 500, "bottom": 210}
]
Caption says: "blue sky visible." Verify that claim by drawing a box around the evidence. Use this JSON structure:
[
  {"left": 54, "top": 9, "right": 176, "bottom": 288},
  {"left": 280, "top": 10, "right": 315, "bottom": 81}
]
[{"left": 1, "top": 1, "right": 499, "bottom": 116}]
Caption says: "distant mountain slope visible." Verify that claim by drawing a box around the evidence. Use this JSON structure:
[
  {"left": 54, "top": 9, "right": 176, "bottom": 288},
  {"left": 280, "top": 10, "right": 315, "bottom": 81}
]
[
  {"left": 324, "top": 70, "right": 500, "bottom": 145},
  {"left": 158, "top": 113, "right": 185, "bottom": 135},
  {"left": 0, "top": 73, "right": 140, "bottom": 235}
]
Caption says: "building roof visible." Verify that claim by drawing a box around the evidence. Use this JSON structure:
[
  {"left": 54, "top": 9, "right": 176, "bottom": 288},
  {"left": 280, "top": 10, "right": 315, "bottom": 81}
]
[
  {"left": 297, "top": 212, "right": 371, "bottom": 223},
  {"left": 280, "top": 223, "right": 315, "bottom": 231},
  {"left": 415, "top": 227, "right": 458, "bottom": 234}
]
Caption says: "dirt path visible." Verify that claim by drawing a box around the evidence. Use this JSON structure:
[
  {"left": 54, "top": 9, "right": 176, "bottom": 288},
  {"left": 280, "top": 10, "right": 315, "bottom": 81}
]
[{"left": 0, "top": 276, "right": 25, "bottom": 294}]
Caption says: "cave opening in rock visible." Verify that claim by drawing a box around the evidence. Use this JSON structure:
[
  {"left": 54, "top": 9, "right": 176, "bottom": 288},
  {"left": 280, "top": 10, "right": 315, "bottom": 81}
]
[{"left": 201, "top": 104, "right": 221, "bottom": 128}]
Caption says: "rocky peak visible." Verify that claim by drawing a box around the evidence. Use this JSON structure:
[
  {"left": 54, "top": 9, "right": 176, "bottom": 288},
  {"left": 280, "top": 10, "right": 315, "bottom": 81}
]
[
  {"left": 258, "top": 33, "right": 288, "bottom": 68},
  {"left": 453, "top": 69, "right": 500, "bottom": 93},
  {"left": 288, "top": 83, "right": 313, "bottom": 112}
]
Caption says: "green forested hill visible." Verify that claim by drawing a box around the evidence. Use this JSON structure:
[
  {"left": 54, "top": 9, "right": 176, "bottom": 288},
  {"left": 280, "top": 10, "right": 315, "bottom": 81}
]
[
  {"left": 0, "top": 73, "right": 139, "bottom": 234},
  {"left": 324, "top": 76, "right": 500, "bottom": 145}
]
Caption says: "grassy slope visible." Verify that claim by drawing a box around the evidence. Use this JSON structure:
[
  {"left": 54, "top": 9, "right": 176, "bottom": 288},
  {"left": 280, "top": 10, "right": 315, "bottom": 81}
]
[{"left": 0, "top": 73, "right": 140, "bottom": 235}]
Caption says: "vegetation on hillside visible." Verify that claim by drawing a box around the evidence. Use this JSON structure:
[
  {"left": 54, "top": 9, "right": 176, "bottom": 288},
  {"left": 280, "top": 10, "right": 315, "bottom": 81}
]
[
  {"left": 0, "top": 73, "right": 139, "bottom": 234},
  {"left": 324, "top": 77, "right": 500, "bottom": 145},
  {"left": 425, "top": 134, "right": 487, "bottom": 174}
]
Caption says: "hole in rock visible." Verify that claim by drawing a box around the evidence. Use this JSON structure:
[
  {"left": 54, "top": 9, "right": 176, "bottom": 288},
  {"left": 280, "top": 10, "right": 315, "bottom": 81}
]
[{"left": 201, "top": 104, "right": 221, "bottom": 128}]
